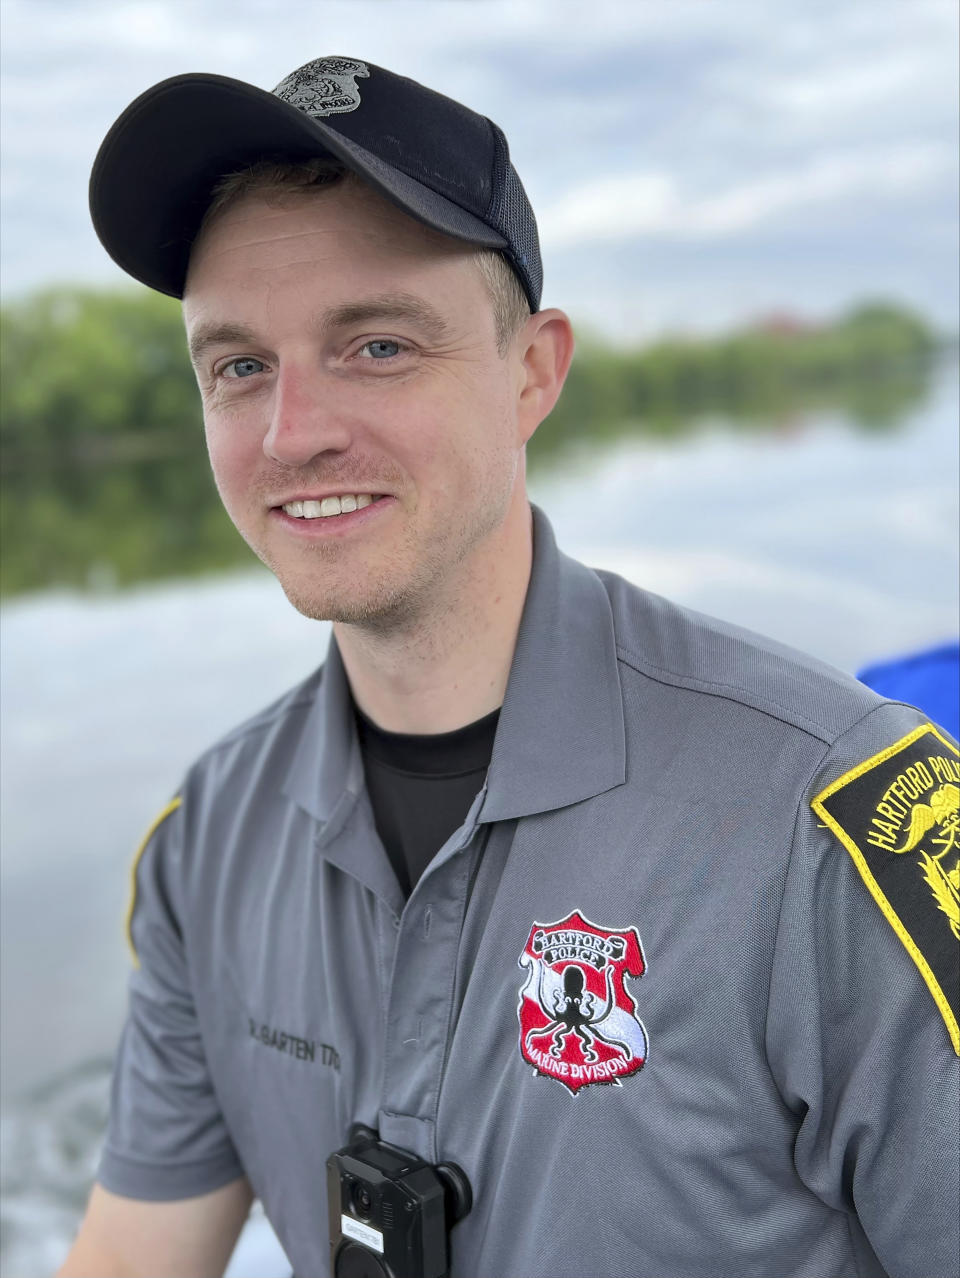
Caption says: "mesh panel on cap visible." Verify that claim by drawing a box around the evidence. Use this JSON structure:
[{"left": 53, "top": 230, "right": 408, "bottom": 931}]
[
  {"left": 499, "top": 166, "right": 543, "bottom": 310},
  {"left": 486, "top": 124, "right": 542, "bottom": 311}
]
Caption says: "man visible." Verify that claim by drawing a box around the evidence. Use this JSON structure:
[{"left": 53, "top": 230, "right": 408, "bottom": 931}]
[{"left": 61, "top": 56, "right": 958, "bottom": 1278}]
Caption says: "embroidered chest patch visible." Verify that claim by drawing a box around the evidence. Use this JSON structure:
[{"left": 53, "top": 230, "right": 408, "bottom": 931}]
[
  {"left": 812, "top": 723, "right": 960, "bottom": 1054},
  {"left": 517, "top": 911, "right": 648, "bottom": 1094}
]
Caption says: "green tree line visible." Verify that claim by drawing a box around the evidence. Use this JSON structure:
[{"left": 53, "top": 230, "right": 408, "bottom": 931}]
[{"left": 0, "top": 287, "right": 946, "bottom": 597}]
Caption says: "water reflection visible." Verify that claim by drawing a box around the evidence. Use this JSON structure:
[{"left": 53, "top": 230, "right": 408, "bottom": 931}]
[{"left": 0, "top": 291, "right": 946, "bottom": 597}]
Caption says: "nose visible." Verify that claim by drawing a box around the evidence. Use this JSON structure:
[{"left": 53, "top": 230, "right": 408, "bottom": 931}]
[{"left": 262, "top": 364, "right": 354, "bottom": 466}]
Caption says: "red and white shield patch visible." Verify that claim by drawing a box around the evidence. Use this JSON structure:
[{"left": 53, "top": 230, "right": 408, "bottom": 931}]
[{"left": 517, "top": 911, "right": 648, "bottom": 1094}]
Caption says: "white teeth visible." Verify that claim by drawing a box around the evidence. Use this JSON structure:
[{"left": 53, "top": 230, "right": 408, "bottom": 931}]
[{"left": 282, "top": 494, "right": 380, "bottom": 519}]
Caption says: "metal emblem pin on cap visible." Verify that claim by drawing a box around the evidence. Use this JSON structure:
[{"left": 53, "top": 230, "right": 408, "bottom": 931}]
[
  {"left": 89, "top": 55, "right": 542, "bottom": 310},
  {"left": 273, "top": 56, "right": 370, "bottom": 118}
]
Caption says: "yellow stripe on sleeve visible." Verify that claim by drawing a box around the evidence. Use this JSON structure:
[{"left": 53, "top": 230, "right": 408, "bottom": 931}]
[{"left": 125, "top": 796, "right": 182, "bottom": 967}]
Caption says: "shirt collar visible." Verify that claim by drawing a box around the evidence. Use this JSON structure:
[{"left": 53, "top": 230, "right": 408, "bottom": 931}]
[
  {"left": 283, "top": 634, "right": 361, "bottom": 828},
  {"left": 282, "top": 504, "right": 626, "bottom": 832},
  {"left": 479, "top": 505, "right": 626, "bottom": 822}
]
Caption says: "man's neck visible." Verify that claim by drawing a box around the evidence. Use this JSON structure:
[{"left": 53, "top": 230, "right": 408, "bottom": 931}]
[{"left": 334, "top": 502, "right": 533, "bottom": 735}]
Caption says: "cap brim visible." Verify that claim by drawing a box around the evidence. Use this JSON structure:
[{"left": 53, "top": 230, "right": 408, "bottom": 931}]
[{"left": 90, "top": 73, "right": 507, "bottom": 297}]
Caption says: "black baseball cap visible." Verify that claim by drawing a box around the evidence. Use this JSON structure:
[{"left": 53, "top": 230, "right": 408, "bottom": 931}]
[{"left": 89, "top": 55, "right": 542, "bottom": 310}]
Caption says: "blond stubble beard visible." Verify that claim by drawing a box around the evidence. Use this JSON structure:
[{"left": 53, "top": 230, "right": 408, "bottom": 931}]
[
  {"left": 255, "top": 475, "right": 517, "bottom": 635},
  {"left": 214, "top": 421, "right": 522, "bottom": 632}
]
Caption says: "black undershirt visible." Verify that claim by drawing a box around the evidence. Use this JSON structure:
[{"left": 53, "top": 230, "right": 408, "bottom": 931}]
[{"left": 354, "top": 704, "right": 500, "bottom": 897}]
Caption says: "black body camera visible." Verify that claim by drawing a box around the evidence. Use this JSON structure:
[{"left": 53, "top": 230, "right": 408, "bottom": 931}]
[{"left": 326, "top": 1126, "right": 471, "bottom": 1278}]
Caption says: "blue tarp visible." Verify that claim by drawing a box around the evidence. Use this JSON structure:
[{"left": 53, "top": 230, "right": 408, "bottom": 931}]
[{"left": 857, "top": 641, "right": 960, "bottom": 740}]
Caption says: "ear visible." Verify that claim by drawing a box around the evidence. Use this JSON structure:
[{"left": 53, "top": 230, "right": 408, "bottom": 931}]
[{"left": 514, "top": 309, "right": 575, "bottom": 445}]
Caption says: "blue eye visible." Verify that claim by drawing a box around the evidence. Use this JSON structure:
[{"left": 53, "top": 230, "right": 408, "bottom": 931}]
[
  {"left": 362, "top": 340, "right": 401, "bottom": 359},
  {"left": 224, "top": 357, "right": 265, "bottom": 379}
]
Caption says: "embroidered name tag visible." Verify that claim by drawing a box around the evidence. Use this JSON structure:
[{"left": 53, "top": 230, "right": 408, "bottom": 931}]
[
  {"left": 812, "top": 724, "right": 959, "bottom": 1054},
  {"left": 248, "top": 1018, "right": 341, "bottom": 1070}
]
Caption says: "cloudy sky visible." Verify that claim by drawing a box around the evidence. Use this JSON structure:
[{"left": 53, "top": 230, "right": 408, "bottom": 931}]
[{"left": 1, "top": 0, "right": 957, "bottom": 338}]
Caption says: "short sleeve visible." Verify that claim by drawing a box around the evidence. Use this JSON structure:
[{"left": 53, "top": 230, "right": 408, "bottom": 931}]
[
  {"left": 766, "top": 703, "right": 960, "bottom": 1278},
  {"left": 97, "top": 796, "right": 246, "bottom": 1200}
]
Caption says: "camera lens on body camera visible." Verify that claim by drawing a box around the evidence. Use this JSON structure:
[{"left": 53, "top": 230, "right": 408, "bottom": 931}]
[{"left": 351, "top": 1181, "right": 374, "bottom": 1218}]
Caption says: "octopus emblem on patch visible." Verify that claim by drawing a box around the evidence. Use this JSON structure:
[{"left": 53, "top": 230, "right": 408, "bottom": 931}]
[
  {"left": 517, "top": 911, "right": 648, "bottom": 1094},
  {"left": 273, "top": 57, "right": 370, "bottom": 119}
]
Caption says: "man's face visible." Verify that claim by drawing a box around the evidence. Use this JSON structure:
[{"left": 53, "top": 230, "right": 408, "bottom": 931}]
[{"left": 183, "top": 180, "right": 528, "bottom": 627}]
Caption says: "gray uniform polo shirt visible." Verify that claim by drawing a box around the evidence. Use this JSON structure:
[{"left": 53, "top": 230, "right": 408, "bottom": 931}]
[{"left": 100, "top": 506, "right": 960, "bottom": 1278}]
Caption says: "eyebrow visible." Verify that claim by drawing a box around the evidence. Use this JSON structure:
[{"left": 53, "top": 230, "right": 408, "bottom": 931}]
[
  {"left": 187, "top": 293, "right": 452, "bottom": 366},
  {"left": 188, "top": 322, "right": 257, "bottom": 366},
  {"left": 323, "top": 295, "right": 452, "bottom": 343}
]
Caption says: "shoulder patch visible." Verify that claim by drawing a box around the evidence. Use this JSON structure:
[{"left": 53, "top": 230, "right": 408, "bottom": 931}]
[{"left": 812, "top": 724, "right": 959, "bottom": 1054}]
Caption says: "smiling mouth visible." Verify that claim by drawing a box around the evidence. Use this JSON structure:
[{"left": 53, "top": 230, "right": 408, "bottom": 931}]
[{"left": 280, "top": 494, "right": 386, "bottom": 519}]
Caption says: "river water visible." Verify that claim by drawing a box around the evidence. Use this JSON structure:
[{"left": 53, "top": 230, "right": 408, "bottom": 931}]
[{"left": 1, "top": 366, "right": 957, "bottom": 1272}]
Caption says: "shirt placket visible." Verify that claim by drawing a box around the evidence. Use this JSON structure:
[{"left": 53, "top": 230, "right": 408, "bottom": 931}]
[{"left": 377, "top": 792, "right": 486, "bottom": 1164}]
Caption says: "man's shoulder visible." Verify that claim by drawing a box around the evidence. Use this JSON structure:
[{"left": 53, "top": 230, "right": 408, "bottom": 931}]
[{"left": 595, "top": 566, "right": 885, "bottom": 747}]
